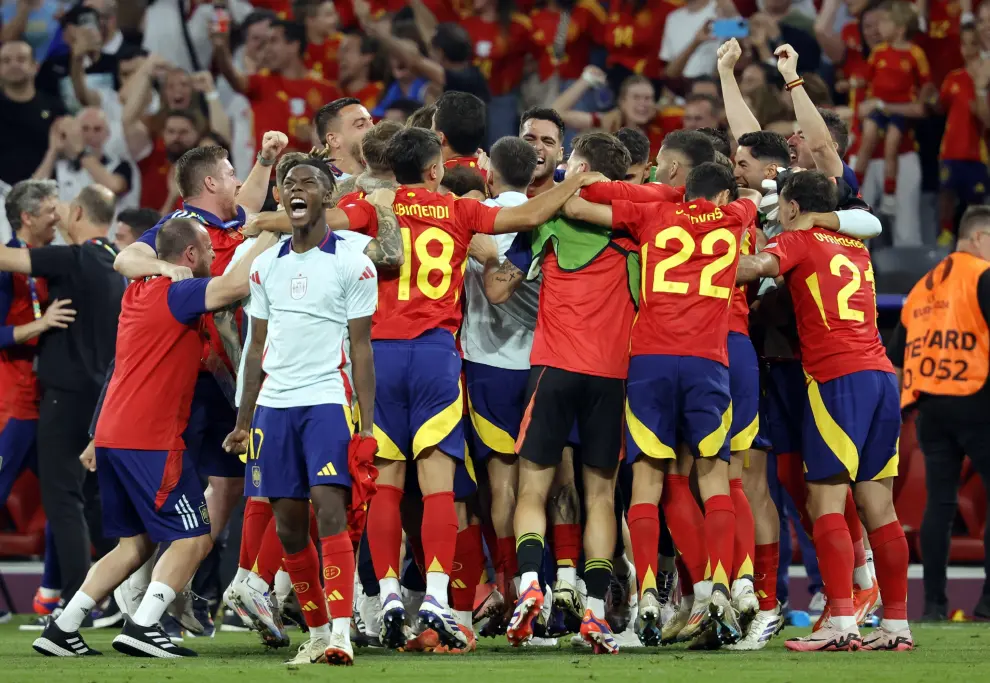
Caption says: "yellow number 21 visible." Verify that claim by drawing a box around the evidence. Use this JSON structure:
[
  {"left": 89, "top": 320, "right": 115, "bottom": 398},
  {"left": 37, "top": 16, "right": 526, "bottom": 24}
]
[{"left": 805, "top": 254, "right": 876, "bottom": 328}]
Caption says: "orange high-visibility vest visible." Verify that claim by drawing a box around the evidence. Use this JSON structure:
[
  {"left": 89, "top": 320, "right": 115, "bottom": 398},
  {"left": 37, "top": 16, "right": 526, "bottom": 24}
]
[{"left": 900, "top": 251, "right": 990, "bottom": 408}]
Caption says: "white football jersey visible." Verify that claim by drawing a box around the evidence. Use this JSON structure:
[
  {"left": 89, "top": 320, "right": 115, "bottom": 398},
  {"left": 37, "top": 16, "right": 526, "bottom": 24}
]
[{"left": 248, "top": 230, "right": 377, "bottom": 408}]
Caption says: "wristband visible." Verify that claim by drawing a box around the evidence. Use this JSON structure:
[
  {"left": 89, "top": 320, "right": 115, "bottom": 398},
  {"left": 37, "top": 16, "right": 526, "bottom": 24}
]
[
  {"left": 784, "top": 77, "right": 805, "bottom": 92},
  {"left": 205, "top": 91, "right": 219, "bottom": 101},
  {"left": 257, "top": 152, "right": 276, "bottom": 167}
]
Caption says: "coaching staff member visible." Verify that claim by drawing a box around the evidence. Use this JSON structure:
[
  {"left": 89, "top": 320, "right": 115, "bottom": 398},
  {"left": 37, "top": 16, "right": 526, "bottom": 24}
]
[
  {"left": 0, "top": 182, "right": 125, "bottom": 603},
  {"left": 887, "top": 205, "right": 990, "bottom": 623}
]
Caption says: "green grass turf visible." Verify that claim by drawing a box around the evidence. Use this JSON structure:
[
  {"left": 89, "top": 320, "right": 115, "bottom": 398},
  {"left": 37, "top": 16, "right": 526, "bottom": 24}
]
[{"left": 2, "top": 619, "right": 987, "bottom": 683}]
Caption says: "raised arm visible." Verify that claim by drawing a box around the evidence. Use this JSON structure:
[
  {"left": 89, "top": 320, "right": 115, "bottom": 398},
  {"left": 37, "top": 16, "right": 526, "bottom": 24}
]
[
  {"left": 211, "top": 28, "right": 249, "bottom": 95},
  {"left": 69, "top": 32, "right": 101, "bottom": 107},
  {"left": 736, "top": 252, "right": 780, "bottom": 284},
  {"left": 115, "top": 241, "right": 194, "bottom": 281},
  {"left": 237, "top": 132, "right": 288, "bottom": 214},
  {"left": 813, "top": 0, "right": 847, "bottom": 65},
  {"left": 492, "top": 172, "right": 608, "bottom": 234},
  {"left": 356, "top": 1, "right": 446, "bottom": 85},
  {"left": 551, "top": 67, "right": 607, "bottom": 131},
  {"left": 192, "top": 71, "right": 232, "bottom": 143},
  {"left": 1, "top": 1, "right": 32, "bottom": 43},
  {"left": 717, "top": 39, "right": 761, "bottom": 138},
  {"left": 776, "top": 45, "right": 843, "bottom": 177},
  {"left": 561, "top": 196, "right": 613, "bottom": 227},
  {"left": 0, "top": 244, "right": 32, "bottom": 274}
]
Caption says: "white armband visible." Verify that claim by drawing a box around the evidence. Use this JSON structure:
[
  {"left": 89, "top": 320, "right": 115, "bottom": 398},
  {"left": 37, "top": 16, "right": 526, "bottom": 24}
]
[{"left": 836, "top": 209, "right": 882, "bottom": 240}]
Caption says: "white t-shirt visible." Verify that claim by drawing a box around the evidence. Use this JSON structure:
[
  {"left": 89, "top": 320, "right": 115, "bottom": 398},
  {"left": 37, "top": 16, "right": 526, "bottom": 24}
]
[
  {"left": 461, "top": 191, "right": 539, "bottom": 371},
  {"left": 659, "top": 2, "right": 720, "bottom": 79},
  {"left": 247, "top": 229, "right": 377, "bottom": 408}
]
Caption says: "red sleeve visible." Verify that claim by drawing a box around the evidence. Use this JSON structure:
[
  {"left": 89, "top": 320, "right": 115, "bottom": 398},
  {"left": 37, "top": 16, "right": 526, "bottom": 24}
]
[
  {"left": 611, "top": 200, "right": 656, "bottom": 242},
  {"left": 761, "top": 231, "right": 807, "bottom": 275},
  {"left": 723, "top": 199, "right": 758, "bottom": 230},
  {"left": 939, "top": 74, "right": 952, "bottom": 104},
  {"left": 581, "top": 181, "right": 682, "bottom": 205},
  {"left": 245, "top": 74, "right": 266, "bottom": 100},
  {"left": 456, "top": 197, "right": 500, "bottom": 235},
  {"left": 339, "top": 200, "right": 379, "bottom": 237},
  {"left": 912, "top": 46, "right": 931, "bottom": 86}
]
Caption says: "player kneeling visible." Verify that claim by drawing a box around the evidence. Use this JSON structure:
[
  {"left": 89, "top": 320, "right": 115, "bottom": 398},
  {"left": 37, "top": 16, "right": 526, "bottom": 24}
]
[
  {"left": 32, "top": 219, "right": 277, "bottom": 658},
  {"left": 224, "top": 158, "right": 380, "bottom": 666}
]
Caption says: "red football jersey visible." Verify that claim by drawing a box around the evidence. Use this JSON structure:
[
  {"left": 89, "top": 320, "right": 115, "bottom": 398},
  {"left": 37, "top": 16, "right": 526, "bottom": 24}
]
[
  {"left": 339, "top": 187, "right": 500, "bottom": 340},
  {"left": 138, "top": 137, "right": 172, "bottom": 214},
  {"left": 604, "top": 0, "right": 678, "bottom": 80},
  {"left": 0, "top": 246, "right": 48, "bottom": 421},
  {"left": 613, "top": 198, "right": 757, "bottom": 365},
  {"left": 762, "top": 228, "right": 893, "bottom": 383},
  {"left": 939, "top": 68, "right": 989, "bottom": 162},
  {"left": 346, "top": 81, "right": 385, "bottom": 112},
  {"left": 530, "top": 0, "right": 606, "bottom": 81},
  {"left": 529, "top": 235, "right": 638, "bottom": 379},
  {"left": 444, "top": 156, "right": 484, "bottom": 176},
  {"left": 581, "top": 180, "right": 682, "bottom": 204},
  {"left": 918, "top": 0, "right": 966, "bottom": 85},
  {"left": 304, "top": 34, "right": 342, "bottom": 83},
  {"left": 839, "top": 21, "right": 869, "bottom": 158},
  {"left": 95, "top": 278, "right": 208, "bottom": 451},
  {"left": 245, "top": 71, "right": 341, "bottom": 153},
  {"left": 461, "top": 13, "right": 535, "bottom": 97},
  {"left": 728, "top": 223, "right": 758, "bottom": 337},
  {"left": 866, "top": 42, "right": 931, "bottom": 104}
]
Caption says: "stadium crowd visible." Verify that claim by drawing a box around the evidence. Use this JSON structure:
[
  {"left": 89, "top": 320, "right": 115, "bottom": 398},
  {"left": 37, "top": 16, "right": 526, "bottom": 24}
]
[{"left": 0, "top": 0, "right": 988, "bottom": 666}]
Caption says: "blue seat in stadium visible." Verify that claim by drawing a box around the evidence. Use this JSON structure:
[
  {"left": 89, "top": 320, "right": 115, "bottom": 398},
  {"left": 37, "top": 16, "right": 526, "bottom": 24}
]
[{"left": 871, "top": 246, "right": 952, "bottom": 295}]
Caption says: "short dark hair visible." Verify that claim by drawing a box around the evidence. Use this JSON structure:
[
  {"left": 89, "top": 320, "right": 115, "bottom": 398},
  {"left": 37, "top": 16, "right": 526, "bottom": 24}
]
[
  {"left": 276, "top": 151, "right": 337, "bottom": 194},
  {"left": 271, "top": 19, "right": 307, "bottom": 56},
  {"left": 519, "top": 107, "right": 565, "bottom": 141},
  {"left": 75, "top": 185, "right": 116, "bottom": 227},
  {"left": 384, "top": 97, "right": 422, "bottom": 121},
  {"left": 116, "top": 208, "right": 160, "bottom": 239},
  {"left": 571, "top": 133, "right": 631, "bottom": 181},
  {"left": 618, "top": 74, "right": 653, "bottom": 100},
  {"left": 661, "top": 130, "right": 716, "bottom": 168},
  {"left": 685, "top": 162, "right": 739, "bottom": 202},
  {"left": 431, "top": 22, "right": 473, "bottom": 63},
  {"left": 156, "top": 217, "right": 204, "bottom": 262},
  {"left": 165, "top": 108, "right": 203, "bottom": 131},
  {"left": 440, "top": 165, "right": 487, "bottom": 196},
  {"left": 695, "top": 127, "right": 731, "bottom": 156},
  {"left": 315, "top": 97, "right": 363, "bottom": 142},
  {"left": 406, "top": 104, "right": 436, "bottom": 129},
  {"left": 434, "top": 91, "right": 486, "bottom": 156},
  {"left": 174, "top": 145, "right": 229, "bottom": 198},
  {"left": 387, "top": 127, "right": 443, "bottom": 184},
  {"left": 490, "top": 136, "right": 538, "bottom": 189},
  {"left": 818, "top": 108, "right": 850, "bottom": 157},
  {"left": 714, "top": 151, "right": 733, "bottom": 170},
  {"left": 737, "top": 131, "right": 790, "bottom": 166},
  {"left": 780, "top": 170, "right": 839, "bottom": 213},
  {"left": 362, "top": 120, "right": 404, "bottom": 173},
  {"left": 615, "top": 127, "right": 651, "bottom": 166},
  {"left": 959, "top": 205, "right": 990, "bottom": 239},
  {"left": 686, "top": 92, "right": 723, "bottom": 115}
]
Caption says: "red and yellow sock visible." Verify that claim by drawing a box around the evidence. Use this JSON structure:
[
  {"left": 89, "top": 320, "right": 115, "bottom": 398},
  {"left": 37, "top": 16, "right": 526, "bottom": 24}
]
[
  {"left": 869, "top": 521, "right": 909, "bottom": 621},
  {"left": 813, "top": 513, "right": 855, "bottom": 617},
  {"left": 367, "top": 484, "right": 404, "bottom": 583},
  {"left": 552, "top": 523, "right": 581, "bottom": 573},
  {"left": 496, "top": 536, "right": 518, "bottom": 578},
  {"left": 662, "top": 474, "right": 708, "bottom": 583},
  {"left": 730, "top": 478, "right": 755, "bottom": 582},
  {"left": 451, "top": 524, "right": 484, "bottom": 612},
  {"left": 777, "top": 452, "right": 814, "bottom": 537},
  {"left": 703, "top": 494, "right": 735, "bottom": 595},
  {"left": 421, "top": 491, "right": 458, "bottom": 576},
  {"left": 754, "top": 542, "right": 779, "bottom": 611},
  {"left": 254, "top": 517, "right": 282, "bottom": 585},
  {"left": 628, "top": 503, "right": 660, "bottom": 597},
  {"left": 239, "top": 499, "right": 272, "bottom": 570},
  {"left": 283, "top": 542, "right": 329, "bottom": 629},
  {"left": 321, "top": 532, "right": 355, "bottom": 620}
]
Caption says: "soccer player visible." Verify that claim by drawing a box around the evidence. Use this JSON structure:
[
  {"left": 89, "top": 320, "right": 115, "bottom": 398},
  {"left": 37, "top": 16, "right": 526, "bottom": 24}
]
[
  {"left": 32, "top": 218, "right": 276, "bottom": 658},
  {"left": 333, "top": 120, "right": 403, "bottom": 202},
  {"left": 565, "top": 162, "right": 762, "bottom": 648},
  {"left": 338, "top": 127, "right": 605, "bottom": 651},
  {"left": 615, "top": 128, "right": 652, "bottom": 184},
  {"left": 519, "top": 107, "right": 565, "bottom": 198},
  {"left": 462, "top": 137, "right": 541, "bottom": 632},
  {"left": 479, "top": 133, "right": 634, "bottom": 653},
  {"left": 315, "top": 97, "right": 375, "bottom": 179},
  {"left": 736, "top": 171, "right": 911, "bottom": 652},
  {"left": 434, "top": 91, "right": 487, "bottom": 174},
  {"left": 224, "top": 158, "right": 379, "bottom": 666},
  {"left": 734, "top": 131, "right": 791, "bottom": 193}
]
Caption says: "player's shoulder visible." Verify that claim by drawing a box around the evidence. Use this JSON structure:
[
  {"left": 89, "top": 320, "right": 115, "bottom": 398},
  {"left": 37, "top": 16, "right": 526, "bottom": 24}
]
[
  {"left": 251, "top": 239, "right": 284, "bottom": 276},
  {"left": 908, "top": 43, "right": 927, "bottom": 59}
]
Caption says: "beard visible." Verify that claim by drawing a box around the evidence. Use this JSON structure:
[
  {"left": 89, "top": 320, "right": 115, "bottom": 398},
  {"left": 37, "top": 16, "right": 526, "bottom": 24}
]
[{"left": 166, "top": 143, "right": 194, "bottom": 163}]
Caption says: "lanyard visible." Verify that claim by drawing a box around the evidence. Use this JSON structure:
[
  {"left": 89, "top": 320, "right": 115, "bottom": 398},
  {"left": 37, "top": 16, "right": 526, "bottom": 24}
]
[{"left": 14, "top": 238, "right": 41, "bottom": 321}]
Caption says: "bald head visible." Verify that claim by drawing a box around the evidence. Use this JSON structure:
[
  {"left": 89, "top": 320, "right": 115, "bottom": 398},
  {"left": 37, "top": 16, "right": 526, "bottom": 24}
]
[
  {"left": 78, "top": 107, "right": 110, "bottom": 151},
  {"left": 75, "top": 185, "right": 116, "bottom": 227}
]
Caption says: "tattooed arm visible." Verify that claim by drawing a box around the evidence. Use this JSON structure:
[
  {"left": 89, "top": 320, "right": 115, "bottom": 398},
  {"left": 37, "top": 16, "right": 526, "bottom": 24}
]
[
  {"left": 483, "top": 257, "right": 526, "bottom": 305},
  {"left": 362, "top": 203, "right": 404, "bottom": 269}
]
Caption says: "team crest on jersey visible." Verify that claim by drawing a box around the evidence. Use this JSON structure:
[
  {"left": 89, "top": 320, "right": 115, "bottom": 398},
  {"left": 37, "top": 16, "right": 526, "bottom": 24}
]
[
  {"left": 199, "top": 502, "right": 210, "bottom": 526},
  {"left": 289, "top": 97, "right": 306, "bottom": 117},
  {"left": 252, "top": 465, "right": 261, "bottom": 488},
  {"left": 290, "top": 276, "right": 308, "bottom": 300}
]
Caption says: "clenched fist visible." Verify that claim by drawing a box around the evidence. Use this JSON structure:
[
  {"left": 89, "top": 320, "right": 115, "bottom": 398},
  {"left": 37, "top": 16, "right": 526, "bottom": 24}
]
[
  {"left": 260, "top": 131, "right": 289, "bottom": 164},
  {"left": 717, "top": 39, "right": 742, "bottom": 73}
]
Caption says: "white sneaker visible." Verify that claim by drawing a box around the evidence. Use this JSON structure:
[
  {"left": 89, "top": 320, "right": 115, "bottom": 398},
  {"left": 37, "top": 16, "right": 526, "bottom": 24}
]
[
  {"left": 167, "top": 591, "right": 205, "bottom": 636},
  {"left": 233, "top": 575, "right": 288, "bottom": 646},
  {"left": 418, "top": 595, "right": 468, "bottom": 650},
  {"left": 808, "top": 591, "right": 826, "bottom": 615},
  {"left": 636, "top": 589, "right": 662, "bottom": 646},
  {"left": 725, "top": 608, "right": 783, "bottom": 651},
  {"left": 661, "top": 597, "right": 692, "bottom": 643},
  {"left": 553, "top": 579, "right": 582, "bottom": 620},
  {"left": 324, "top": 631, "right": 354, "bottom": 665},
  {"left": 676, "top": 594, "right": 711, "bottom": 642},
  {"left": 524, "top": 636, "right": 559, "bottom": 647},
  {"left": 358, "top": 593, "right": 382, "bottom": 637},
  {"left": 880, "top": 193, "right": 898, "bottom": 216},
  {"left": 612, "top": 623, "right": 644, "bottom": 648},
  {"left": 114, "top": 574, "right": 145, "bottom": 618},
  {"left": 730, "top": 580, "right": 759, "bottom": 620},
  {"left": 709, "top": 590, "right": 743, "bottom": 645},
  {"left": 284, "top": 636, "right": 330, "bottom": 665},
  {"left": 401, "top": 587, "right": 425, "bottom": 618}
]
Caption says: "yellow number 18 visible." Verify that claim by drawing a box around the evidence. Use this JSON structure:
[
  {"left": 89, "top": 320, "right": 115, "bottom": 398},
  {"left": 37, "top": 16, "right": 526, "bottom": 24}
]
[{"left": 397, "top": 227, "right": 455, "bottom": 301}]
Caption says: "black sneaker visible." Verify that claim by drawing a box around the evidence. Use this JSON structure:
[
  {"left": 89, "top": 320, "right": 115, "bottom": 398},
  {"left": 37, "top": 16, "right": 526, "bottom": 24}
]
[
  {"left": 32, "top": 617, "right": 102, "bottom": 656},
  {"left": 112, "top": 616, "right": 199, "bottom": 658},
  {"left": 973, "top": 595, "right": 990, "bottom": 621},
  {"left": 920, "top": 600, "right": 948, "bottom": 622}
]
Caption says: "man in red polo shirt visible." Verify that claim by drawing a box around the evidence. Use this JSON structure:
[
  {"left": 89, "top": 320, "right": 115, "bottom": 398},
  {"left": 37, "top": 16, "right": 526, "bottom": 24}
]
[
  {"left": 434, "top": 91, "right": 486, "bottom": 176},
  {"left": 337, "top": 29, "right": 385, "bottom": 110},
  {"left": 213, "top": 19, "right": 340, "bottom": 154}
]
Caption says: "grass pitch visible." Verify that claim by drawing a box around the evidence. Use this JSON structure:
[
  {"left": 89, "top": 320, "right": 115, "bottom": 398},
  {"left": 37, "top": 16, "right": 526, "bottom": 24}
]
[{"left": 2, "top": 618, "right": 987, "bottom": 683}]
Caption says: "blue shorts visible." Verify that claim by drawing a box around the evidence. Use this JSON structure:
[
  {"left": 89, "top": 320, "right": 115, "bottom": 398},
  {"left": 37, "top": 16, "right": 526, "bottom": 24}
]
[
  {"left": 454, "top": 453, "right": 478, "bottom": 500},
  {"left": 186, "top": 374, "right": 242, "bottom": 479},
  {"left": 867, "top": 110, "right": 907, "bottom": 133},
  {"left": 96, "top": 447, "right": 210, "bottom": 543},
  {"left": 940, "top": 160, "right": 989, "bottom": 204},
  {"left": 728, "top": 333, "right": 769, "bottom": 452},
  {"left": 464, "top": 360, "right": 528, "bottom": 460},
  {"left": 764, "top": 359, "right": 806, "bottom": 456},
  {"left": 0, "top": 417, "right": 37, "bottom": 504},
  {"left": 247, "top": 404, "right": 352, "bottom": 499},
  {"left": 803, "top": 370, "right": 901, "bottom": 483},
  {"left": 625, "top": 354, "right": 732, "bottom": 463},
  {"left": 372, "top": 330, "right": 465, "bottom": 462}
]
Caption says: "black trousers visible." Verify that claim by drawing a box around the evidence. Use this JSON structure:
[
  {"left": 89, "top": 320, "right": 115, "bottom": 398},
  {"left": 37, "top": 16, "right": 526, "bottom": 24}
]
[
  {"left": 37, "top": 387, "right": 110, "bottom": 601},
  {"left": 916, "top": 399, "right": 990, "bottom": 606}
]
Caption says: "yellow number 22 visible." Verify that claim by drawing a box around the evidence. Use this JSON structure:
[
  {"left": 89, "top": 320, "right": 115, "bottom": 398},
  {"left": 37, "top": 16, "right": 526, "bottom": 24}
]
[{"left": 642, "top": 226, "right": 738, "bottom": 300}]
